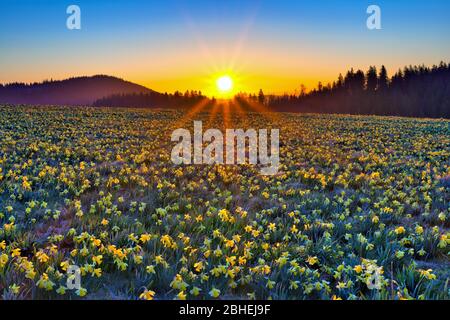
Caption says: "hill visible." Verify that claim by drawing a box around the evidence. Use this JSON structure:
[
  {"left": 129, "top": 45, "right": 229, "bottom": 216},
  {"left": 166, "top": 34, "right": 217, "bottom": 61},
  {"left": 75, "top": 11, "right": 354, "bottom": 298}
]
[{"left": 0, "top": 75, "right": 154, "bottom": 106}]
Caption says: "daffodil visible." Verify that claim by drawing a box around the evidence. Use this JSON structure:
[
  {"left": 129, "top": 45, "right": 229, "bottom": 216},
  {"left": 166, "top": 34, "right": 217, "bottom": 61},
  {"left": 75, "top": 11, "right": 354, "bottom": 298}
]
[
  {"left": 394, "top": 226, "right": 406, "bottom": 235},
  {"left": 9, "top": 284, "right": 20, "bottom": 295},
  {"left": 306, "top": 256, "right": 318, "bottom": 266},
  {"left": 353, "top": 265, "right": 363, "bottom": 274},
  {"left": 209, "top": 287, "right": 221, "bottom": 298},
  {"left": 140, "top": 289, "right": 155, "bottom": 300}
]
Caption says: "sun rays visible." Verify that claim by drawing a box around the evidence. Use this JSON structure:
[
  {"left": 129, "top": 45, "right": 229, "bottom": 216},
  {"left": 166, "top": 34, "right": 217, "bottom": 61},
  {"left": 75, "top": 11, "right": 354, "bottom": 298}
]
[{"left": 164, "top": 3, "right": 280, "bottom": 130}]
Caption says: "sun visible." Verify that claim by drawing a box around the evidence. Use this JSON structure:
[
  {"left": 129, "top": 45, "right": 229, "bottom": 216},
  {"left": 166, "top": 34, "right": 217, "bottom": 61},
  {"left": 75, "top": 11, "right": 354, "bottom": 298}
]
[{"left": 216, "top": 75, "right": 233, "bottom": 93}]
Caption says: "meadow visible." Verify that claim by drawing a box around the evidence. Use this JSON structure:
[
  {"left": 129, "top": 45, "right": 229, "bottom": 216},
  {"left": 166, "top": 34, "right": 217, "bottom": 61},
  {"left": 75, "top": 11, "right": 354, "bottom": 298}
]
[{"left": 0, "top": 105, "right": 448, "bottom": 300}]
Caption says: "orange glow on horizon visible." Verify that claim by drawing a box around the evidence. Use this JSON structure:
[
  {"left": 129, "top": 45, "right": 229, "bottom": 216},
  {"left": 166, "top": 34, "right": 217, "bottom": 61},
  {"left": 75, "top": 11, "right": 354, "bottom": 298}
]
[{"left": 132, "top": 69, "right": 333, "bottom": 98}]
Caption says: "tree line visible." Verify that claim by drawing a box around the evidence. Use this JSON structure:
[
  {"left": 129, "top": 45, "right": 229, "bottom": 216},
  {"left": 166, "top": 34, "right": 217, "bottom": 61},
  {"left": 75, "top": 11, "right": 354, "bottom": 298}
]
[
  {"left": 93, "top": 90, "right": 213, "bottom": 109},
  {"left": 242, "top": 62, "right": 450, "bottom": 118}
]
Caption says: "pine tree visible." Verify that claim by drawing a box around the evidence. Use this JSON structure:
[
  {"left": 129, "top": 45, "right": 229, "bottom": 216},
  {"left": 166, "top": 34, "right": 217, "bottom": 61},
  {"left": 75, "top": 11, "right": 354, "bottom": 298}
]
[
  {"left": 378, "top": 65, "right": 388, "bottom": 91},
  {"left": 366, "top": 66, "right": 378, "bottom": 92}
]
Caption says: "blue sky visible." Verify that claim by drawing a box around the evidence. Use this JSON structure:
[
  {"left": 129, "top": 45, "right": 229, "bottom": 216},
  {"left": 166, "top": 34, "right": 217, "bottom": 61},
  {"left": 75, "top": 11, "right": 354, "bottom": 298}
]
[{"left": 1, "top": 0, "right": 449, "bottom": 94}]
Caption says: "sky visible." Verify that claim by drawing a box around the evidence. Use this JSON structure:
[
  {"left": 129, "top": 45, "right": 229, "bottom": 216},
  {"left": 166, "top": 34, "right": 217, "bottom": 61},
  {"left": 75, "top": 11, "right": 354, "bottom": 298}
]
[{"left": 1, "top": 0, "right": 450, "bottom": 96}]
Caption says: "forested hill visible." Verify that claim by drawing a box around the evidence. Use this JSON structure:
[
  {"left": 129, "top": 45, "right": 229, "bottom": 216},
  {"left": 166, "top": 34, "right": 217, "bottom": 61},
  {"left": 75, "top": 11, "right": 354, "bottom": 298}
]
[{"left": 0, "top": 75, "right": 153, "bottom": 106}]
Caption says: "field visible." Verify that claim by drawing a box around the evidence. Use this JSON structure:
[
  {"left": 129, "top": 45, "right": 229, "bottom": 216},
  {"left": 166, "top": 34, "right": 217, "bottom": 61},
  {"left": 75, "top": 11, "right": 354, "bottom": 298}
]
[{"left": 0, "top": 105, "right": 448, "bottom": 300}]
